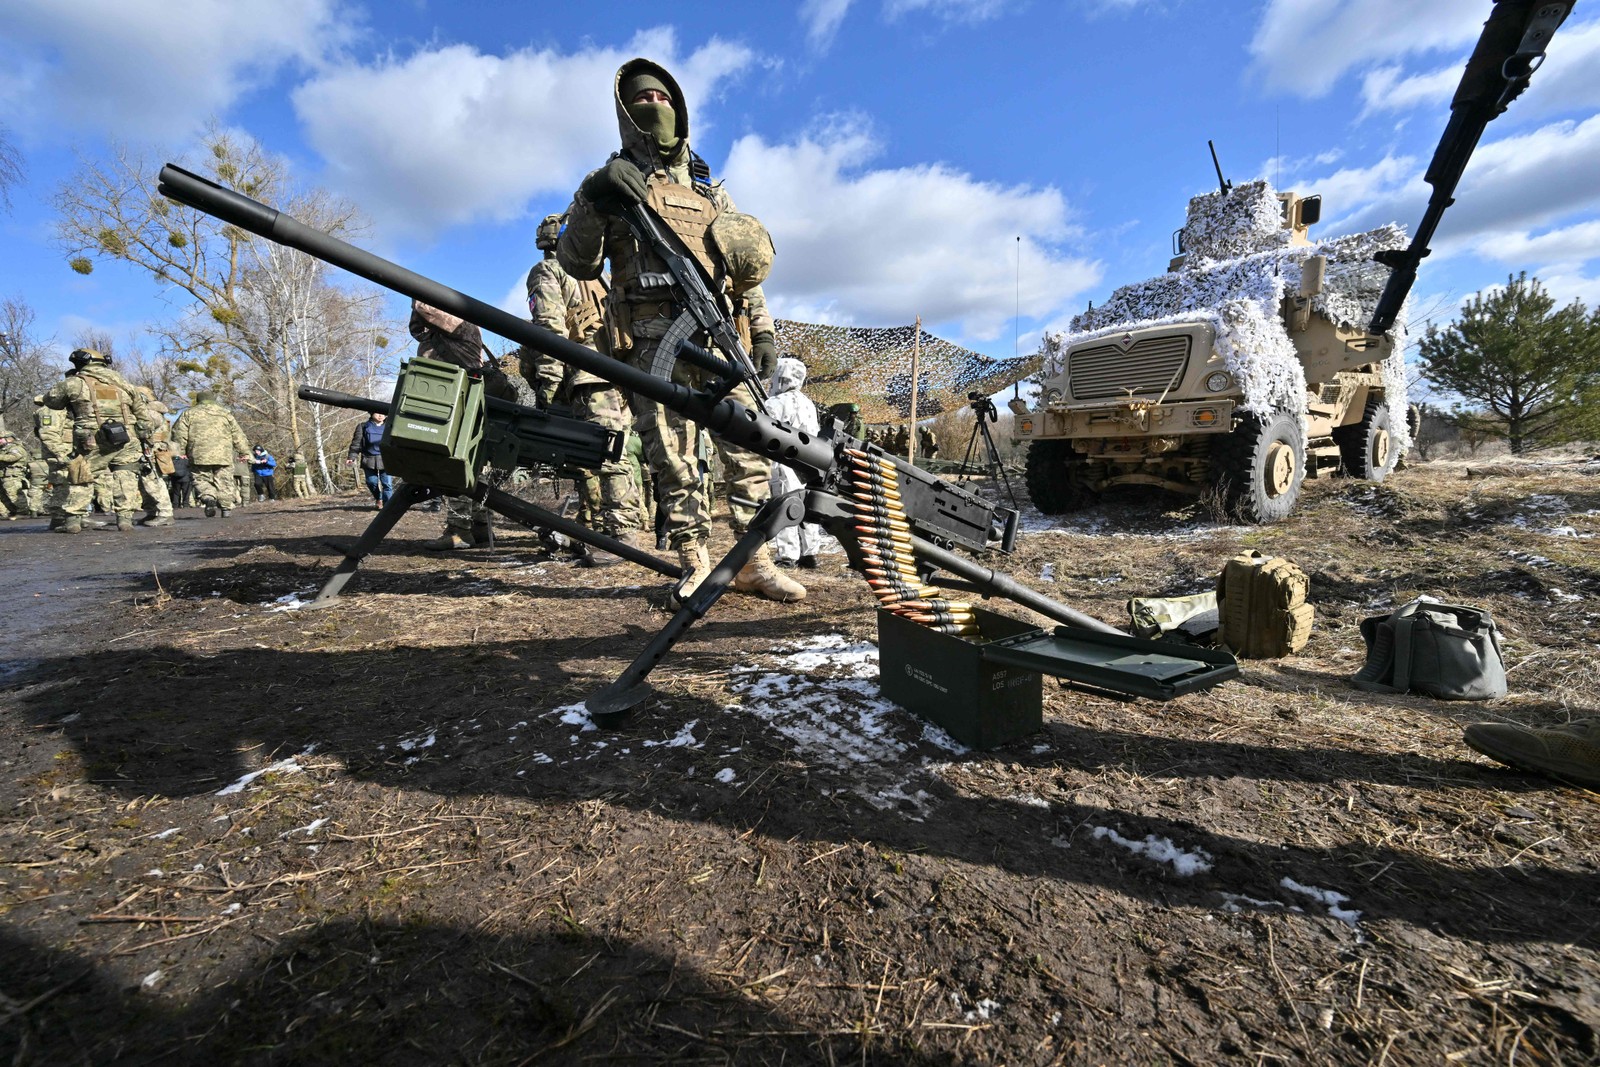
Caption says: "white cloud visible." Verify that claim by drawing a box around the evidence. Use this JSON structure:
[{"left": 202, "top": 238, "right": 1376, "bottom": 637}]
[
  {"left": 800, "top": 0, "right": 855, "bottom": 50},
  {"left": 722, "top": 119, "right": 1102, "bottom": 341},
  {"left": 1474, "top": 219, "right": 1600, "bottom": 269},
  {"left": 884, "top": 0, "right": 1010, "bottom": 19},
  {"left": 1249, "top": 0, "right": 1484, "bottom": 97},
  {"left": 1510, "top": 18, "right": 1600, "bottom": 121},
  {"left": 291, "top": 29, "right": 755, "bottom": 239},
  {"left": 1359, "top": 63, "right": 1460, "bottom": 116},
  {"left": 0, "top": 0, "right": 350, "bottom": 140}
]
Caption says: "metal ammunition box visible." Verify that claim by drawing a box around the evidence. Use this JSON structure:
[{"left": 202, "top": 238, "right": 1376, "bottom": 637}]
[
  {"left": 383, "top": 358, "right": 484, "bottom": 492},
  {"left": 877, "top": 607, "right": 1043, "bottom": 750}
]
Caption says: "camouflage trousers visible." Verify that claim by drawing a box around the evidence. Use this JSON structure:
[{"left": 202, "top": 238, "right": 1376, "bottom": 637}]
[
  {"left": 0, "top": 474, "right": 25, "bottom": 518},
  {"left": 192, "top": 464, "right": 241, "bottom": 508},
  {"left": 630, "top": 355, "right": 769, "bottom": 549},
  {"left": 571, "top": 383, "right": 641, "bottom": 535},
  {"left": 59, "top": 447, "right": 141, "bottom": 520},
  {"left": 23, "top": 480, "right": 46, "bottom": 517},
  {"left": 139, "top": 468, "right": 173, "bottom": 518},
  {"left": 443, "top": 492, "right": 489, "bottom": 534}
]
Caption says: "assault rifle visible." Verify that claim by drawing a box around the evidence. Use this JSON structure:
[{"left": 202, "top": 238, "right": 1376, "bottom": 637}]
[
  {"left": 618, "top": 201, "right": 767, "bottom": 403},
  {"left": 1370, "top": 0, "right": 1574, "bottom": 333},
  {"left": 298, "top": 365, "right": 681, "bottom": 605},
  {"left": 158, "top": 163, "right": 1237, "bottom": 724}
]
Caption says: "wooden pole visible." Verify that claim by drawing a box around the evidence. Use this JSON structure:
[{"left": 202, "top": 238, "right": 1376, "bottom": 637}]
[{"left": 908, "top": 315, "right": 920, "bottom": 464}]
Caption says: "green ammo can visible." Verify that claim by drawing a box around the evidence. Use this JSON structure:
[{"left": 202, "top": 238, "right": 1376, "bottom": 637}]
[
  {"left": 877, "top": 606, "right": 1043, "bottom": 750},
  {"left": 382, "top": 357, "right": 485, "bottom": 492}
]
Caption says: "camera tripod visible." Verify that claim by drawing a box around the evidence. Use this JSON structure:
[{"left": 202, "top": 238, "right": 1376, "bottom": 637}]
[{"left": 957, "top": 392, "right": 1017, "bottom": 508}]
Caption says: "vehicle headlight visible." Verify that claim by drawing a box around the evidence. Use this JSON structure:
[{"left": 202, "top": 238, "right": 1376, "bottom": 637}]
[
  {"left": 1044, "top": 388, "right": 1064, "bottom": 405},
  {"left": 1204, "top": 371, "right": 1232, "bottom": 393}
]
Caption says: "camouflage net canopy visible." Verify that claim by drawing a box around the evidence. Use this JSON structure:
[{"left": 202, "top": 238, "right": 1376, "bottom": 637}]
[{"left": 773, "top": 320, "right": 1039, "bottom": 424}]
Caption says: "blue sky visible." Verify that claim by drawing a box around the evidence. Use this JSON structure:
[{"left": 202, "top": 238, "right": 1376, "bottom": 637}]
[{"left": 1, "top": 0, "right": 1597, "bottom": 373}]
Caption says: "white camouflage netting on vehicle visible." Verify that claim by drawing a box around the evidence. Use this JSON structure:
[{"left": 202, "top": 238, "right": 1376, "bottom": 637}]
[
  {"left": 773, "top": 320, "right": 1039, "bottom": 425},
  {"left": 1040, "top": 180, "right": 1411, "bottom": 445}
]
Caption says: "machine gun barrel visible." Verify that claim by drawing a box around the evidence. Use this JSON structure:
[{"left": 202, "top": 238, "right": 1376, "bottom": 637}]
[
  {"left": 1369, "top": 0, "right": 1573, "bottom": 333},
  {"left": 299, "top": 385, "right": 391, "bottom": 416}
]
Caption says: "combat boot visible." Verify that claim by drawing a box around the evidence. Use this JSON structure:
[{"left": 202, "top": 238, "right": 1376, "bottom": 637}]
[
  {"left": 731, "top": 544, "right": 807, "bottom": 603},
  {"left": 670, "top": 541, "right": 713, "bottom": 606},
  {"left": 140, "top": 515, "right": 175, "bottom": 528},
  {"left": 585, "top": 528, "right": 644, "bottom": 568},
  {"left": 1464, "top": 718, "right": 1600, "bottom": 789},
  {"left": 425, "top": 530, "right": 475, "bottom": 551},
  {"left": 115, "top": 514, "right": 136, "bottom": 531},
  {"left": 202, "top": 496, "right": 218, "bottom": 518},
  {"left": 218, "top": 507, "right": 231, "bottom": 517},
  {"left": 54, "top": 517, "right": 82, "bottom": 534}
]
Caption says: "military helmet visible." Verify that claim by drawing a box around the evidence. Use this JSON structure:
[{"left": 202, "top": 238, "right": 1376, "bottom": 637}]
[
  {"left": 708, "top": 211, "right": 775, "bottom": 295},
  {"left": 535, "top": 213, "right": 564, "bottom": 251},
  {"left": 69, "top": 347, "right": 111, "bottom": 368}
]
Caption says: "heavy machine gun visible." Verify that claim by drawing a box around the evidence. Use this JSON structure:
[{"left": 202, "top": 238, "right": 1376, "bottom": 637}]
[
  {"left": 298, "top": 365, "right": 682, "bottom": 604},
  {"left": 1370, "top": 0, "right": 1575, "bottom": 333},
  {"left": 158, "top": 164, "right": 1238, "bottom": 725}
]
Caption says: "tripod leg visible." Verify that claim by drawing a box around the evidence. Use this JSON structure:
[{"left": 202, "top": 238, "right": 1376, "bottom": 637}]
[
  {"left": 584, "top": 493, "right": 806, "bottom": 726},
  {"left": 309, "top": 481, "right": 434, "bottom": 606},
  {"left": 484, "top": 487, "right": 680, "bottom": 579},
  {"left": 978, "top": 420, "right": 1018, "bottom": 508}
]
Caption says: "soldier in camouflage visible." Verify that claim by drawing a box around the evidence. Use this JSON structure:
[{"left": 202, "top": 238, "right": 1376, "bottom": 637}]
[
  {"left": 171, "top": 391, "right": 251, "bottom": 517},
  {"left": 524, "top": 214, "right": 644, "bottom": 564},
  {"left": 0, "top": 421, "right": 27, "bottom": 520},
  {"left": 558, "top": 58, "right": 803, "bottom": 604},
  {"left": 33, "top": 395, "right": 72, "bottom": 528},
  {"left": 41, "top": 349, "right": 155, "bottom": 533},
  {"left": 134, "top": 386, "right": 176, "bottom": 526},
  {"left": 23, "top": 445, "right": 50, "bottom": 517}
]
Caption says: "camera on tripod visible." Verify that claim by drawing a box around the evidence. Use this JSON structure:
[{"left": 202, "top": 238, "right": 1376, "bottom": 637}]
[{"left": 967, "top": 390, "right": 998, "bottom": 422}]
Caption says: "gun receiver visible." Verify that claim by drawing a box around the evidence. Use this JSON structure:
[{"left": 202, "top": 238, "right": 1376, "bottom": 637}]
[
  {"left": 158, "top": 162, "right": 1170, "bottom": 722},
  {"left": 1370, "top": 0, "right": 1574, "bottom": 333}
]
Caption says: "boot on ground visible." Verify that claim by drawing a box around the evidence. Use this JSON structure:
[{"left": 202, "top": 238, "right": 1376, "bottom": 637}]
[
  {"left": 586, "top": 528, "right": 646, "bottom": 568},
  {"left": 202, "top": 496, "right": 218, "bottom": 518},
  {"left": 115, "top": 514, "right": 136, "bottom": 531},
  {"left": 731, "top": 545, "right": 806, "bottom": 603},
  {"left": 670, "top": 541, "right": 712, "bottom": 607},
  {"left": 425, "top": 530, "right": 475, "bottom": 551},
  {"left": 54, "top": 518, "right": 82, "bottom": 534},
  {"left": 140, "top": 515, "right": 175, "bottom": 528},
  {"left": 1464, "top": 718, "right": 1600, "bottom": 790},
  {"left": 218, "top": 506, "right": 231, "bottom": 517}
]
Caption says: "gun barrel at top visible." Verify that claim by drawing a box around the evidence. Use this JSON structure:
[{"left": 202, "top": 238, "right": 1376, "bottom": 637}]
[{"left": 155, "top": 164, "right": 837, "bottom": 481}]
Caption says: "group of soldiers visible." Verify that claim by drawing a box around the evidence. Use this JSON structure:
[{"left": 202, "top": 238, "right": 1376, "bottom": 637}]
[
  {"left": 0, "top": 347, "right": 272, "bottom": 533},
  {"left": 860, "top": 424, "right": 938, "bottom": 461}
]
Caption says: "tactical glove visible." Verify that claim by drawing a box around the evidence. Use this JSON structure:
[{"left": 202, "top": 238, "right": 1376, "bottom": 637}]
[
  {"left": 751, "top": 333, "right": 778, "bottom": 380},
  {"left": 580, "top": 157, "right": 647, "bottom": 214}
]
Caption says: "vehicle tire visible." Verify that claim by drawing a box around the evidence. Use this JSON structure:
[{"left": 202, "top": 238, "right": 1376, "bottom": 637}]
[
  {"left": 1335, "top": 398, "right": 1397, "bottom": 482},
  {"left": 1024, "top": 439, "right": 1097, "bottom": 514},
  {"left": 1212, "top": 410, "right": 1306, "bottom": 523}
]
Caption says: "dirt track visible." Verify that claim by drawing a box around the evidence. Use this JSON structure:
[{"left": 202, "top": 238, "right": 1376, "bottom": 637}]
[{"left": 2, "top": 464, "right": 1597, "bottom": 1065}]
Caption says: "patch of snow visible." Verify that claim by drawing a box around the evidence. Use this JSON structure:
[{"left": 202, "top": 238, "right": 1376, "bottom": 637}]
[
  {"left": 1281, "top": 877, "right": 1361, "bottom": 926},
  {"left": 217, "top": 754, "right": 308, "bottom": 796},
  {"left": 966, "top": 998, "right": 1001, "bottom": 1022},
  {"left": 1012, "top": 793, "right": 1051, "bottom": 809},
  {"left": 265, "top": 592, "right": 314, "bottom": 613},
  {"left": 715, "top": 768, "right": 736, "bottom": 784},
  {"left": 1217, "top": 892, "right": 1287, "bottom": 913},
  {"left": 553, "top": 704, "right": 597, "bottom": 732},
  {"left": 1092, "top": 826, "right": 1214, "bottom": 876},
  {"left": 148, "top": 827, "right": 181, "bottom": 840},
  {"left": 1040, "top": 562, "right": 1055, "bottom": 582},
  {"left": 643, "top": 720, "right": 701, "bottom": 749},
  {"left": 222, "top": 903, "right": 241, "bottom": 915},
  {"left": 779, "top": 634, "right": 879, "bottom": 676},
  {"left": 397, "top": 732, "right": 436, "bottom": 752},
  {"left": 281, "top": 818, "right": 328, "bottom": 838},
  {"left": 141, "top": 970, "right": 162, "bottom": 989}
]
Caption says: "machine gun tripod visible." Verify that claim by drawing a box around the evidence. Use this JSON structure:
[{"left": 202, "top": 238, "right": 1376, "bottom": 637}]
[{"left": 956, "top": 391, "right": 1018, "bottom": 508}]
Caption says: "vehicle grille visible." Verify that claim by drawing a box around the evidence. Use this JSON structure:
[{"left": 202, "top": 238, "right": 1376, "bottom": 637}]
[{"left": 1068, "top": 335, "right": 1192, "bottom": 400}]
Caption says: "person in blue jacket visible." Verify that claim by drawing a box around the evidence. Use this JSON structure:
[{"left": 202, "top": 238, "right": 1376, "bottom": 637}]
[
  {"left": 346, "top": 413, "right": 391, "bottom": 507},
  {"left": 249, "top": 445, "right": 278, "bottom": 501}
]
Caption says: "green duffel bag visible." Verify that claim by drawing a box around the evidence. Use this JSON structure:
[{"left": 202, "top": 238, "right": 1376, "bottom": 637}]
[{"left": 1352, "top": 598, "right": 1507, "bottom": 701}]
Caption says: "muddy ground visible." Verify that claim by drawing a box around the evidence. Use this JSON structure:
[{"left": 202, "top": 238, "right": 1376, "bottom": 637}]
[{"left": 1, "top": 457, "right": 1598, "bottom": 1065}]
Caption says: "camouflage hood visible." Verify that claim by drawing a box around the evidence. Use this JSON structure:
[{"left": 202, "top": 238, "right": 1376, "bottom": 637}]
[
  {"left": 614, "top": 58, "right": 691, "bottom": 167},
  {"left": 771, "top": 356, "right": 807, "bottom": 395}
]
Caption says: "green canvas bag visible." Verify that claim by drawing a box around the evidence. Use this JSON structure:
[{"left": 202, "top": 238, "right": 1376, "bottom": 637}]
[{"left": 1352, "top": 598, "right": 1507, "bottom": 701}]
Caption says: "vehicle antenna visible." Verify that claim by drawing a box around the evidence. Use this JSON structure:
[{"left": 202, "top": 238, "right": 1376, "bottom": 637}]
[{"left": 1208, "top": 139, "right": 1231, "bottom": 194}]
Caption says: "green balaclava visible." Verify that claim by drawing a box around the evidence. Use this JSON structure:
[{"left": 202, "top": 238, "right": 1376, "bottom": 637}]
[{"left": 623, "top": 71, "right": 680, "bottom": 157}]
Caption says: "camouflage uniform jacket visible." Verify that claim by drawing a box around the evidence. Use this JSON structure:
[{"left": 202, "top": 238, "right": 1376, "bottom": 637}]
[
  {"left": 558, "top": 58, "right": 774, "bottom": 374},
  {"left": 172, "top": 400, "right": 250, "bottom": 466},
  {"left": 42, "top": 365, "right": 154, "bottom": 451},
  {"left": 0, "top": 436, "right": 26, "bottom": 473},
  {"left": 526, "top": 254, "right": 609, "bottom": 399},
  {"left": 34, "top": 403, "right": 72, "bottom": 463},
  {"left": 409, "top": 302, "right": 518, "bottom": 402}
]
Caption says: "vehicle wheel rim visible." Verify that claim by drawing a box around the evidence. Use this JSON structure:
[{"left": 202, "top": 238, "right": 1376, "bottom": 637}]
[
  {"left": 1265, "top": 441, "right": 1296, "bottom": 497},
  {"left": 1371, "top": 428, "right": 1391, "bottom": 469}
]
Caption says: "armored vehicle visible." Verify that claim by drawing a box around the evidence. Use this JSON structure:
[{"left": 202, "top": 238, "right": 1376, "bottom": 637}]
[{"left": 1017, "top": 181, "right": 1407, "bottom": 522}]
